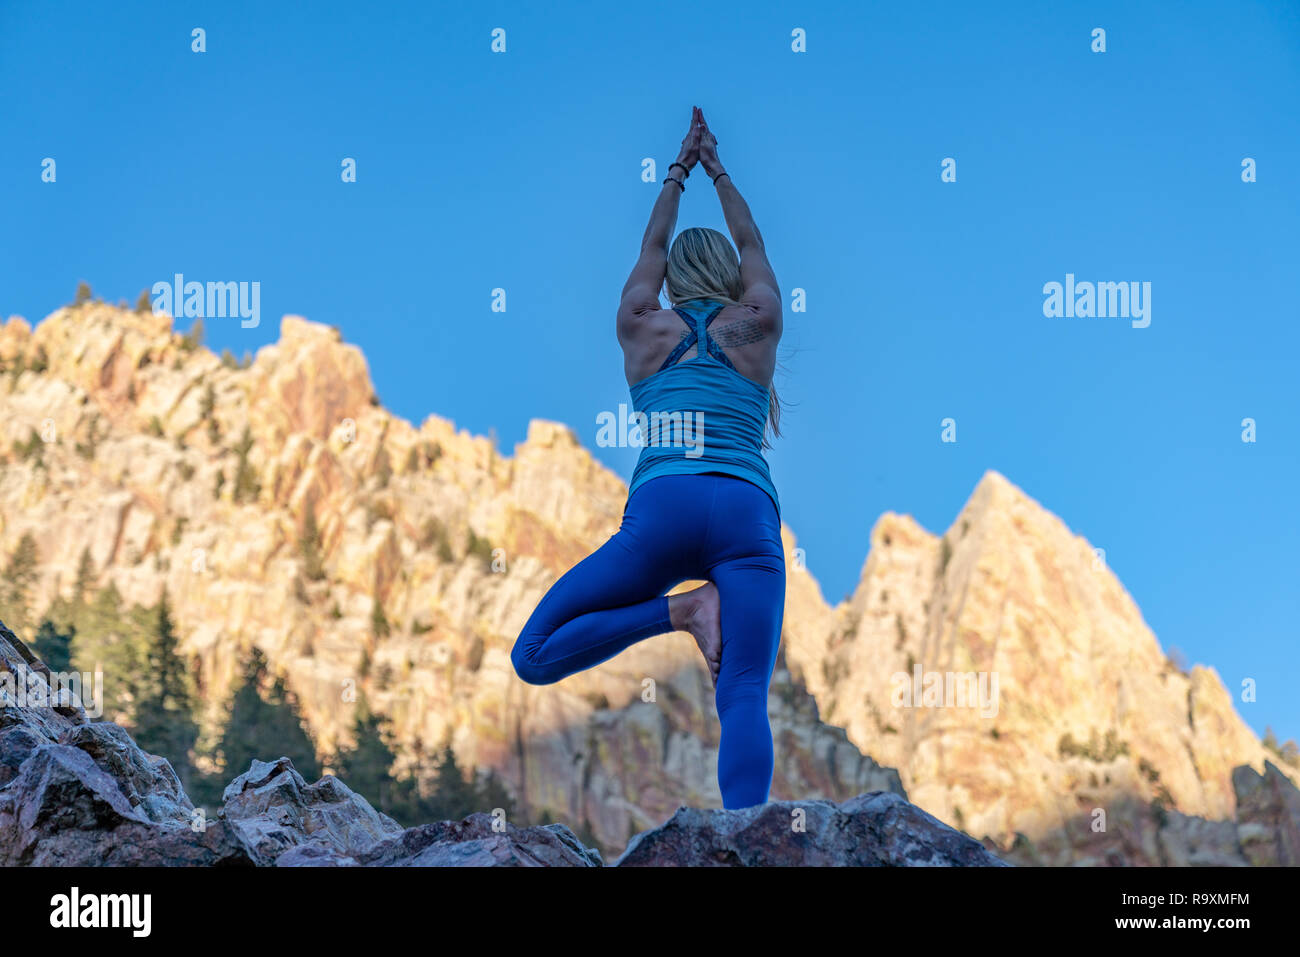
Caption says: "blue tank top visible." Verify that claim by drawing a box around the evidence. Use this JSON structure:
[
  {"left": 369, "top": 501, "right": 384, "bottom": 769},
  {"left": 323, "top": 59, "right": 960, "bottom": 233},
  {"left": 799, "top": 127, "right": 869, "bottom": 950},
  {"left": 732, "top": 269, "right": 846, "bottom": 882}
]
[{"left": 627, "top": 299, "right": 780, "bottom": 517}]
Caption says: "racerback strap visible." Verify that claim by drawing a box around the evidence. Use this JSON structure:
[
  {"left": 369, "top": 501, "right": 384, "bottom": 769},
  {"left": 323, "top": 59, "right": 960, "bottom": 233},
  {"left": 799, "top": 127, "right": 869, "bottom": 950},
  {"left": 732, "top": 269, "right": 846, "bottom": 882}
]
[{"left": 656, "top": 302, "right": 731, "bottom": 373}]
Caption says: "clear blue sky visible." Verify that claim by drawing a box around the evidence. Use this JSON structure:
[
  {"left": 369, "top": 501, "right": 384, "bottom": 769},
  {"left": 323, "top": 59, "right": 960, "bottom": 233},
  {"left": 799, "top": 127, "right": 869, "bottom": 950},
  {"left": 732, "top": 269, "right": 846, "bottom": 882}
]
[{"left": 3, "top": 1, "right": 1297, "bottom": 743}]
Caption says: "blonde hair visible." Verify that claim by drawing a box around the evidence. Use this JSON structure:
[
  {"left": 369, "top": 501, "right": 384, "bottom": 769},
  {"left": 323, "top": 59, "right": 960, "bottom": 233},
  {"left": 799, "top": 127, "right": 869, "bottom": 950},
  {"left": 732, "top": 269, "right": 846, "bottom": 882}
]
[{"left": 665, "top": 227, "right": 784, "bottom": 446}]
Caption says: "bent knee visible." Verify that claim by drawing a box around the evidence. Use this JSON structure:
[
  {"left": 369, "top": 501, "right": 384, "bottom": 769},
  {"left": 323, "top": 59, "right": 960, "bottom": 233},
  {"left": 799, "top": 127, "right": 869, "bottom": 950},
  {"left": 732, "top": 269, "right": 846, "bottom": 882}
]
[{"left": 510, "top": 639, "right": 554, "bottom": 686}]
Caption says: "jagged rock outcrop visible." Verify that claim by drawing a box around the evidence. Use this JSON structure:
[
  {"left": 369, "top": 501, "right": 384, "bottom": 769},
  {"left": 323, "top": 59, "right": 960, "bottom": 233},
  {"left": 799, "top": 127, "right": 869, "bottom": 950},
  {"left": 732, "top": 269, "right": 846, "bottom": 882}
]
[
  {"left": 1, "top": 618, "right": 982, "bottom": 867},
  {"left": 0, "top": 744, "right": 254, "bottom": 866},
  {"left": 779, "top": 470, "right": 1300, "bottom": 863},
  {"left": 615, "top": 792, "right": 1007, "bottom": 866},
  {"left": 219, "top": 756, "right": 404, "bottom": 866},
  {"left": 0, "top": 618, "right": 253, "bottom": 865},
  {"left": 2, "top": 301, "right": 1297, "bottom": 865},
  {"left": 346, "top": 813, "right": 604, "bottom": 867},
  {"left": 217, "top": 755, "right": 603, "bottom": 867}
]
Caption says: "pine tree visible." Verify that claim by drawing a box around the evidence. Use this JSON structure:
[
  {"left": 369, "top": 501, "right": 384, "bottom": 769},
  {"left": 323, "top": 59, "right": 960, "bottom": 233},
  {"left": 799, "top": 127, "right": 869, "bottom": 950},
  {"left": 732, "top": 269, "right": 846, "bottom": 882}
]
[
  {"left": 370, "top": 598, "right": 390, "bottom": 639},
  {"left": 422, "top": 748, "right": 480, "bottom": 822},
  {"left": 31, "top": 617, "right": 75, "bottom": 673},
  {"left": 330, "top": 707, "right": 516, "bottom": 828},
  {"left": 333, "top": 695, "right": 405, "bottom": 820},
  {"left": 202, "top": 383, "right": 219, "bottom": 443},
  {"left": 301, "top": 504, "right": 326, "bottom": 581},
  {"left": 131, "top": 590, "right": 200, "bottom": 791},
  {"left": 182, "top": 318, "right": 204, "bottom": 351},
  {"left": 217, "top": 647, "right": 319, "bottom": 783},
  {"left": 231, "top": 425, "right": 260, "bottom": 503},
  {"left": 476, "top": 766, "right": 517, "bottom": 819},
  {"left": 402, "top": 747, "right": 516, "bottom": 825},
  {"left": 69, "top": 582, "right": 142, "bottom": 720},
  {"left": 2, "top": 532, "right": 41, "bottom": 636},
  {"left": 73, "top": 547, "right": 95, "bottom": 610}
]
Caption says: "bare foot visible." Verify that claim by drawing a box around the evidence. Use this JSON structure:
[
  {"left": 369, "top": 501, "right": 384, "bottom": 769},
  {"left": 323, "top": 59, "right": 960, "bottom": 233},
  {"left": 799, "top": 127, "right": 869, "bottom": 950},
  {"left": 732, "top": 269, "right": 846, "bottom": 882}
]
[{"left": 669, "top": 583, "right": 721, "bottom": 689}]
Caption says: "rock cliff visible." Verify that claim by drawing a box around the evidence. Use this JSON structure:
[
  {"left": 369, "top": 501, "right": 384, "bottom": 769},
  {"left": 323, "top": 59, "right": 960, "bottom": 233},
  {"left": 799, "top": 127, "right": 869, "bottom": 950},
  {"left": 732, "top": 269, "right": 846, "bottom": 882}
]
[{"left": 779, "top": 471, "right": 1300, "bottom": 865}]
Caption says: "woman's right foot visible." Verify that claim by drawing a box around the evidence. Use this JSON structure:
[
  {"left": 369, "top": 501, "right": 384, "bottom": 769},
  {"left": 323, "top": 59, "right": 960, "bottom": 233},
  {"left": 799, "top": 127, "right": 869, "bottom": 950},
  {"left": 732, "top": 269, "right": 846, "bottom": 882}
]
[{"left": 669, "top": 583, "right": 721, "bottom": 689}]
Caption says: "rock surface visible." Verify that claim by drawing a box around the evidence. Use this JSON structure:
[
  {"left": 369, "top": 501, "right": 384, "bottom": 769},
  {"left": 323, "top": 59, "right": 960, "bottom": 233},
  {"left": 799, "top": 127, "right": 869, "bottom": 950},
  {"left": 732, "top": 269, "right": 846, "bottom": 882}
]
[
  {"left": 1232, "top": 761, "right": 1300, "bottom": 866},
  {"left": 0, "top": 617, "right": 991, "bottom": 867},
  {"left": 0, "top": 618, "right": 253, "bottom": 865},
  {"left": 349, "top": 813, "right": 604, "bottom": 867},
  {"left": 219, "top": 756, "right": 405, "bottom": 866},
  {"left": 616, "top": 792, "right": 1008, "bottom": 867}
]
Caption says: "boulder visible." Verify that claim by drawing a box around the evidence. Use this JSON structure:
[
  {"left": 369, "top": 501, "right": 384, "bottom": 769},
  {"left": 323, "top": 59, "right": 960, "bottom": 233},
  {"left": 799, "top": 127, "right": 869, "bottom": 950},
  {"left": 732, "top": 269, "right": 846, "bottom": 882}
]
[
  {"left": 0, "top": 744, "right": 252, "bottom": 866},
  {"left": 350, "top": 813, "right": 602, "bottom": 867},
  {"left": 615, "top": 792, "right": 1010, "bottom": 866},
  {"left": 219, "top": 756, "right": 404, "bottom": 866}
]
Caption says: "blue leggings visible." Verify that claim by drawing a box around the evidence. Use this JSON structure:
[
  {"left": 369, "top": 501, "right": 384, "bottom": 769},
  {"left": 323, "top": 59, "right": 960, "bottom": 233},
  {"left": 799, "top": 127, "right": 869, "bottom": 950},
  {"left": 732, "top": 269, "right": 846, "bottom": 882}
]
[{"left": 510, "top": 473, "right": 786, "bottom": 809}]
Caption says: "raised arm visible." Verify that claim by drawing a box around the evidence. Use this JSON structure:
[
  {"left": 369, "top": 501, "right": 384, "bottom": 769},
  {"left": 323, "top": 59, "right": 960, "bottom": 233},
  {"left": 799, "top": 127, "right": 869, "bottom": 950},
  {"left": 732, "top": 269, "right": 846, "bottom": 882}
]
[
  {"left": 697, "top": 111, "right": 782, "bottom": 336},
  {"left": 617, "top": 108, "right": 701, "bottom": 339}
]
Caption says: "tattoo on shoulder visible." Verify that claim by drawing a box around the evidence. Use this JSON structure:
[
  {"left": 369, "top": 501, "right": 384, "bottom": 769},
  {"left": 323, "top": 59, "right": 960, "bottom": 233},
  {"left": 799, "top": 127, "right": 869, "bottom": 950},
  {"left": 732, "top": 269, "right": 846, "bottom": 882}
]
[{"left": 711, "top": 318, "right": 767, "bottom": 347}]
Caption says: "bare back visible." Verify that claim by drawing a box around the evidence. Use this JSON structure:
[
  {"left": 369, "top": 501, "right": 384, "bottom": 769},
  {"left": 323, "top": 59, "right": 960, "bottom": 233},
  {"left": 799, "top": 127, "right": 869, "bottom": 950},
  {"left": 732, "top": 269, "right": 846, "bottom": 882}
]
[{"left": 621, "top": 301, "right": 779, "bottom": 390}]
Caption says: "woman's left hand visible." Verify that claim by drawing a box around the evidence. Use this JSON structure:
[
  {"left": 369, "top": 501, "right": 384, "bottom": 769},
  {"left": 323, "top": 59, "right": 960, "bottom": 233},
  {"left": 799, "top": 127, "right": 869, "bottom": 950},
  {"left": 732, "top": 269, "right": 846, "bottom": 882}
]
[{"left": 675, "top": 106, "right": 702, "bottom": 172}]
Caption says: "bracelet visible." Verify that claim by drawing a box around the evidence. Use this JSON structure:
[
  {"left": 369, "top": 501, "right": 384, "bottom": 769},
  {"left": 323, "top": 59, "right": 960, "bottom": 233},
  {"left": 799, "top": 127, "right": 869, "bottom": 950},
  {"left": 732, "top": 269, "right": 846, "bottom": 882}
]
[
  {"left": 669, "top": 162, "right": 690, "bottom": 179},
  {"left": 664, "top": 175, "right": 685, "bottom": 192},
  {"left": 711, "top": 170, "right": 730, "bottom": 185}
]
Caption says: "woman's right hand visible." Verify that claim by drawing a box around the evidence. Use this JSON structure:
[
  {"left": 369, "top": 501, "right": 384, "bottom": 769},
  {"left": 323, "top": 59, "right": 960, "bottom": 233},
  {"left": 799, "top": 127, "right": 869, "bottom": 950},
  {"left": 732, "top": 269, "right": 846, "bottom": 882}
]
[{"left": 698, "top": 110, "right": 722, "bottom": 178}]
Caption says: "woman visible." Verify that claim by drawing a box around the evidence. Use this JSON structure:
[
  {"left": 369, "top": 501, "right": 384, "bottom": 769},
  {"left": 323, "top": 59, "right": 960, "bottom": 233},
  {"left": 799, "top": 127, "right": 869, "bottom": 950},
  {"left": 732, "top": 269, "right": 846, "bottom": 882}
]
[{"left": 511, "top": 107, "right": 785, "bottom": 810}]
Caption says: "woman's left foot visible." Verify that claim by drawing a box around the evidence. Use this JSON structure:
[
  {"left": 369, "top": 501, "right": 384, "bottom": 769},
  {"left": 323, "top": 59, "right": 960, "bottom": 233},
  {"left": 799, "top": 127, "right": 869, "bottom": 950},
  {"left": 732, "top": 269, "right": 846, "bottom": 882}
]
[{"left": 669, "top": 583, "right": 721, "bottom": 689}]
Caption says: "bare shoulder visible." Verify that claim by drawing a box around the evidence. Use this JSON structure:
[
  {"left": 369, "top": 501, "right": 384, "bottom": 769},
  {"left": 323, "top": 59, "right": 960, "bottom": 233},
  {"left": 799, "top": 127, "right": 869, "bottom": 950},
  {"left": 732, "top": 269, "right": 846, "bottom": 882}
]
[
  {"left": 711, "top": 299, "right": 781, "bottom": 348},
  {"left": 619, "top": 306, "right": 692, "bottom": 384},
  {"left": 617, "top": 306, "right": 687, "bottom": 350}
]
